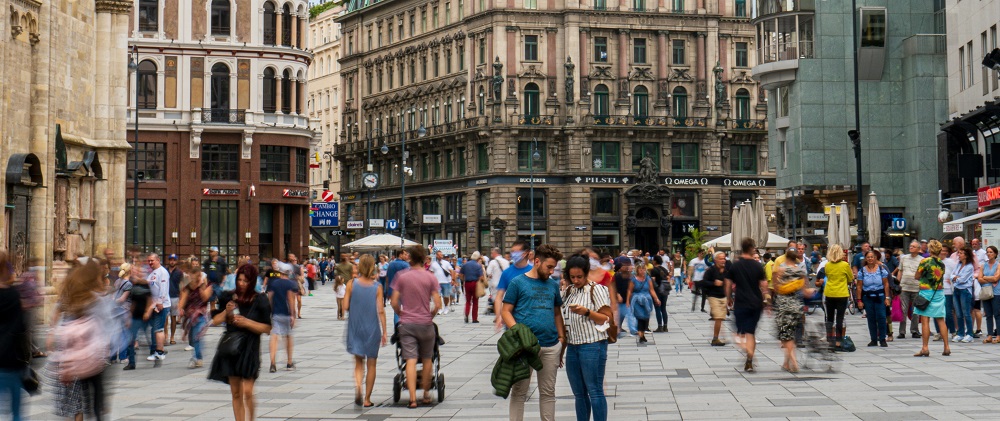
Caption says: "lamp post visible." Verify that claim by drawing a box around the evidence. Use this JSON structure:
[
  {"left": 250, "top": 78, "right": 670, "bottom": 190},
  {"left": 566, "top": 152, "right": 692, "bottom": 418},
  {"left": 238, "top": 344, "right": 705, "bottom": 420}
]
[
  {"left": 529, "top": 137, "right": 541, "bottom": 250},
  {"left": 392, "top": 105, "right": 426, "bottom": 248},
  {"left": 850, "top": 0, "right": 866, "bottom": 245},
  {"left": 366, "top": 125, "right": 385, "bottom": 236},
  {"left": 128, "top": 46, "right": 140, "bottom": 249}
]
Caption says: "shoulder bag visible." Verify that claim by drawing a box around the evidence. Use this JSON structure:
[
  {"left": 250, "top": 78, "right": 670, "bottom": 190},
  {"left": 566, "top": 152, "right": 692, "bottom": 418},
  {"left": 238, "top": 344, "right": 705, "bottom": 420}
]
[
  {"left": 980, "top": 262, "right": 997, "bottom": 301},
  {"left": 217, "top": 296, "right": 259, "bottom": 357},
  {"left": 588, "top": 283, "right": 617, "bottom": 344}
]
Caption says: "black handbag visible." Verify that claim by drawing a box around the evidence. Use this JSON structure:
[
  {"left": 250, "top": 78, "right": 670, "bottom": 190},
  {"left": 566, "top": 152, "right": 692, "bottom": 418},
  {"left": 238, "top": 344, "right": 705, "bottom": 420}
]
[
  {"left": 21, "top": 366, "right": 39, "bottom": 395},
  {"left": 217, "top": 297, "right": 258, "bottom": 357}
]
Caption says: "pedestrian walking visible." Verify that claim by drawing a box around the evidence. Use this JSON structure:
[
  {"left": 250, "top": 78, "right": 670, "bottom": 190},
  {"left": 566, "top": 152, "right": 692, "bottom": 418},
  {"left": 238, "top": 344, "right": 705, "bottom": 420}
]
[
  {"left": 612, "top": 257, "right": 634, "bottom": 336},
  {"left": 856, "top": 251, "right": 891, "bottom": 347},
  {"left": 179, "top": 261, "right": 212, "bottom": 368},
  {"left": 893, "top": 241, "right": 923, "bottom": 340},
  {"left": 950, "top": 248, "right": 977, "bottom": 343},
  {"left": 390, "top": 246, "right": 443, "bottom": 408},
  {"left": 267, "top": 260, "right": 299, "bottom": 373},
  {"left": 378, "top": 255, "right": 390, "bottom": 300},
  {"left": 688, "top": 250, "right": 708, "bottom": 312},
  {"left": 627, "top": 261, "right": 659, "bottom": 343},
  {"left": 203, "top": 247, "right": 228, "bottom": 310},
  {"left": 335, "top": 267, "right": 351, "bottom": 320},
  {"left": 0, "top": 251, "right": 29, "bottom": 421},
  {"left": 344, "top": 254, "right": 387, "bottom": 407},
  {"left": 772, "top": 248, "right": 807, "bottom": 372},
  {"left": 913, "top": 240, "right": 952, "bottom": 357},
  {"left": 702, "top": 252, "right": 729, "bottom": 346},
  {"left": 145, "top": 253, "right": 171, "bottom": 362},
  {"left": 822, "top": 245, "right": 852, "bottom": 349},
  {"left": 559, "top": 255, "right": 611, "bottom": 421},
  {"left": 167, "top": 254, "right": 183, "bottom": 346},
  {"left": 979, "top": 246, "right": 1000, "bottom": 343},
  {"left": 305, "top": 259, "right": 318, "bottom": 295},
  {"left": 650, "top": 255, "right": 671, "bottom": 332},
  {"left": 724, "top": 238, "right": 768, "bottom": 373},
  {"left": 209, "top": 264, "right": 272, "bottom": 421},
  {"left": 500, "top": 244, "right": 565, "bottom": 421},
  {"left": 493, "top": 240, "right": 533, "bottom": 331},
  {"left": 460, "top": 251, "right": 486, "bottom": 323}
]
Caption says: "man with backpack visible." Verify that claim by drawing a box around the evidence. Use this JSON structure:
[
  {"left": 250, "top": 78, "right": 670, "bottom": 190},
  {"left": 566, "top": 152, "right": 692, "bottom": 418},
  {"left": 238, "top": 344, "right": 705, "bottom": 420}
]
[{"left": 650, "top": 255, "right": 671, "bottom": 332}]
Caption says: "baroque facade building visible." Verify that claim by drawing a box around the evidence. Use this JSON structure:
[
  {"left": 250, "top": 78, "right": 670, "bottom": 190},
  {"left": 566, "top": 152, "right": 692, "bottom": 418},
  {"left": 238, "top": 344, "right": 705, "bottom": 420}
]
[
  {"left": 334, "top": 0, "right": 772, "bottom": 255},
  {"left": 308, "top": 3, "right": 345, "bottom": 238},
  {"left": 127, "top": 0, "right": 318, "bottom": 261},
  {"left": 0, "top": 0, "right": 131, "bottom": 292}
]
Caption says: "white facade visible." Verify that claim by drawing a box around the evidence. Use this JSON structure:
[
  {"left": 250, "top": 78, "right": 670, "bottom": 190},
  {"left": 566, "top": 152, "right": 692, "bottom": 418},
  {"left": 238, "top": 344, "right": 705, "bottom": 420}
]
[
  {"left": 308, "top": 4, "right": 345, "bottom": 200},
  {"left": 946, "top": 0, "right": 1000, "bottom": 118}
]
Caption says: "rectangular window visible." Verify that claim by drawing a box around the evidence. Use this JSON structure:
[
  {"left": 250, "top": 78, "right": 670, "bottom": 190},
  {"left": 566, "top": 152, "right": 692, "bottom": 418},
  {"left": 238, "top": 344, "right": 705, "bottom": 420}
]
[
  {"left": 730, "top": 145, "right": 757, "bottom": 174},
  {"left": 445, "top": 149, "right": 453, "bottom": 177},
  {"left": 960, "top": 46, "right": 966, "bottom": 89},
  {"left": 860, "top": 8, "right": 886, "bottom": 48},
  {"left": 201, "top": 144, "right": 240, "bottom": 181},
  {"left": 517, "top": 141, "right": 546, "bottom": 171},
  {"left": 445, "top": 3, "right": 451, "bottom": 25},
  {"left": 594, "top": 37, "right": 608, "bottom": 62},
  {"left": 633, "top": 38, "right": 647, "bottom": 63},
  {"left": 735, "top": 42, "right": 748, "bottom": 67},
  {"left": 480, "top": 0, "right": 485, "bottom": 12},
  {"left": 671, "top": 190, "right": 698, "bottom": 217},
  {"left": 295, "top": 148, "right": 307, "bottom": 183},
  {"left": 735, "top": 0, "right": 746, "bottom": 16},
  {"left": 592, "top": 189, "right": 619, "bottom": 217},
  {"left": 776, "top": 86, "right": 789, "bottom": 117},
  {"left": 261, "top": 145, "right": 290, "bottom": 182},
  {"left": 138, "top": 0, "right": 158, "bottom": 32},
  {"left": 968, "top": 41, "right": 975, "bottom": 90},
  {"left": 984, "top": 32, "right": 991, "bottom": 95},
  {"left": 446, "top": 50, "right": 453, "bottom": 73},
  {"left": 127, "top": 142, "right": 166, "bottom": 180},
  {"left": 345, "top": 164, "right": 355, "bottom": 189},
  {"left": 524, "top": 35, "right": 539, "bottom": 61},
  {"left": 516, "top": 188, "right": 546, "bottom": 218},
  {"left": 398, "top": 19, "right": 404, "bottom": 40},
  {"left": 591, "top": 142, "right": 620, "bottom": 172},
  {"left": 458, "top": 45, "right": 465, "bottom": 70},
  {"left": 410, "top": 15, "right": 415, "bottom": 36},
  {"left": 632, "top": 0, "right": 644, "bottom": 11},
  {"left": 594, "top": 0, "right": 606, "bottom": 10},
  {"left": 433, "top": 7, "right": 439, "bottom": 29},
  {"left": 458, "top": 147, "right": 466, "bottom": 175},
  {"left": 433, "top": 152, "right": 441, "bottom": 178},
  {"left": 211, "top": 1, "right": 230, "bottom": 36},
  {"left": 525, "top": 0, "right": 536, "bottom": 9},
  {"left": 477, "top": 143, "right": 489, "bottom": 173},
  {"left": 672, "top": 0, "right": 684, "bottom": 12},
  {"left": 993, "top": 25, "right": 999, "bottom": 91},
  {"left": 631, "top": 142, "right": 659, "bottom": 172},
  {"left": 125, "top": 199, "right": 165, "bottom": 255},
  {"left": 458, "top": 0, "right": 464, "bottom": 18},
  {"left": 672, "top": 39, "right": 685, "bottom": 65},
  {"left": 421, "top": 197, "right": 441, "bottom": 215},
  {"left": 479, "top": 38, "right": 486, "bottom": 64},
  {"left": 421, "top": 10, "right": 426, "bottom": 32},
  {"left": 446, "top": 194, "right": 464, "bottom": 221},
  {"left": 421, "top": 154, "right": 429, "bottom": 179},
  {"left": 671, "top": 143, "right": 698, "bottom": 172},
  {"left": 387, "top": 23, "right": 393, "bottom": 44},
  {"left": 201, "top": 200, "right": 239, "bottom": 259},
  {"left": 434, "top": 54, "right": 440, "bottom": 77}
]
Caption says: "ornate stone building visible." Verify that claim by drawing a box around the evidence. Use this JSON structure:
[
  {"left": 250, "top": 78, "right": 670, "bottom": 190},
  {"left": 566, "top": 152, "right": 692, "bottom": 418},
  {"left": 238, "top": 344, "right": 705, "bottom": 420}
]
[
  {"left": 0, "top": 0, "right": 131, "bottom": 291},
  {"left": 334, "top": 0, "right": 772, "bottom": 254},
  {"left": 126, "top": 0, "right": 318, "bottom": 261}
]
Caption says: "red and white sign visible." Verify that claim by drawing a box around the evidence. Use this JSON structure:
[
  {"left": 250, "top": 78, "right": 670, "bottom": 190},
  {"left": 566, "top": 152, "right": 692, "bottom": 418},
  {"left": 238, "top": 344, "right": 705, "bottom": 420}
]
[
  {"left": 980, "top": 185, "right": 1000, "bottom": 207},
  {"left": 321, "top": 190, "right": 335, "bottom": 202},
  {"left": 203, "top": 188, "right": 239, "bottom": 196},
  {"left": 283, "top": 189, "right": 309, "bottom": 198}
]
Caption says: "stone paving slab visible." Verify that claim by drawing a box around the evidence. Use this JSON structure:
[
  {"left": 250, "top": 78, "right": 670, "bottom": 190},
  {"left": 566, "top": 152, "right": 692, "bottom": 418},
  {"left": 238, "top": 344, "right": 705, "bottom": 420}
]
[{"left": 19, "top": 286, "right": 1000, "bottom": 420}]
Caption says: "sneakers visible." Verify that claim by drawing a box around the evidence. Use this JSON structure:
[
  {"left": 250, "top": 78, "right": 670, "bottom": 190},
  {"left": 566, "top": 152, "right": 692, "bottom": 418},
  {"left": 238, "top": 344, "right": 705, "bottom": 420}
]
[
  {"left": 867, "top": 341, "right": 878, "bottom": 347},
  {"left": 123, "top": 364, "right": 135, "bottom": 371},
  {"left": 911, "top": 333, "right": 920, "bottom": 339},
  {"left": 897, "top": 333, "right": 906, "bottom": 339},
  {"left": 711, "top": 338, "right": 726, "bottom": 346},
  {"left": 961, "top": 335, "right": 974, "bottom": 343},
  {"left": 269, "top": 364, "right": 277, "bottom": 373},
  {"left": 879, "top": 340, "right": 888, "bottom": 347},
  {"left": 932, "top": 333, "right": 942, "bottom": 341},
  {"left": 184, "top": 346, "right": 194, "bottom": 351},
  {"left": 146, "top": 352, "right": 165, "bottom": 361},
  {"left": 974, "top": 330, "right": 983, "bottom": 338},
  {"left": 188, "top": 359, "right": 203, "bottom": 369},
  {"left": 744, "top": 360, "right": 755, "bottom": 373},
  {"left": 286, "top": 363, "right": 296, "bottom": 371}
]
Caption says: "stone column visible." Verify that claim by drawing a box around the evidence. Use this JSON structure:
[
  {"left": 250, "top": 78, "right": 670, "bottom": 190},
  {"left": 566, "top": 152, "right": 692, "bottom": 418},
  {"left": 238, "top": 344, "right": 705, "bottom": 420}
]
[
  {"left": 291, "top": 13, "right": 298, "bottom": 49},
  {"left": 276, "top": 75, "right": 284, "bottom": 114},
  {"left": 290, "top": 77, "right": 298, "bottom": 115},
  {"left": 656, "top": 30, "right": 669, "bottom": 108},
  {"left": 276, "top": 10, "right": 284, "bottom": 47},
  {"left": 616, "top": 29, "right": 629, "bottom": 105},
  {"left": 694, "top": 32, "right": 709, "bottom": 110}
]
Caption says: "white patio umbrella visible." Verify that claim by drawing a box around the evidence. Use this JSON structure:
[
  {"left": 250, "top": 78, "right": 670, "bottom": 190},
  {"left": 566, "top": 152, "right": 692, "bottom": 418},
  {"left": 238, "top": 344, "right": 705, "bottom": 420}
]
[
  {"left": 754, "top": 195, "right": 769, "bottom": 249},
  {"left": 342, "top": 233, "right": 420, "bottom": 251},
  {"left": 839, "top": 200, "right": 852, "bottom": 250},
  {"left": 827, "top": 204, "right": 840, "bottom": 249},
  {"left": 704, "top": 232, "right": 792, "bottom": 250},
  {"left": 741, "top": 201, "right": 754, "bottom": 251},
  {"left": 868, "top": 191, "right": 881, "bottom": 248},
  {"left": 730, "top": 205, "right": 742, "bottom": 252}
]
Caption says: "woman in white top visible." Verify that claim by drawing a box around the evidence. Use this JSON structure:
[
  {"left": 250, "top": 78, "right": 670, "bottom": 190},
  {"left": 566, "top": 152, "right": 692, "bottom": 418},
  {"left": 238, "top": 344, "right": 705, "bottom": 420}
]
[{"left": 560, "top": 255, "right": 612, "bottom": 421}]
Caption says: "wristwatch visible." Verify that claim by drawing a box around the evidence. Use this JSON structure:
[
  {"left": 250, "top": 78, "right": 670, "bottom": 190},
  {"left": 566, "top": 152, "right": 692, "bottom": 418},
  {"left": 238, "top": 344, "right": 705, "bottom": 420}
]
[{"left": 585, "top": 309, "right": 591, "bottom": 317}]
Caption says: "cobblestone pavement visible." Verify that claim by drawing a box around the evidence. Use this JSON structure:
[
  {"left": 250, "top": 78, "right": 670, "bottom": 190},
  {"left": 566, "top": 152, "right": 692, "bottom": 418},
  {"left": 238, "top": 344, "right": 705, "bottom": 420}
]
[{"left": 22, "top": 285, "right": 1000, "bottom": 420}]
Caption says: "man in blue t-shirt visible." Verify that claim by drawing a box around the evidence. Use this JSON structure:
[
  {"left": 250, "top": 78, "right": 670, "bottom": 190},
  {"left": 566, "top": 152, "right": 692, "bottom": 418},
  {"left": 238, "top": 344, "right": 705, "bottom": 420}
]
[
  {"left": 851, "top": 242, "right": 872, "bottom": 278},
  {"left": 493, "top": 239, "right": 533, "bottom": 330},
  {"left": 267, "top": 261, "right": 299, "bottom": 373},
  {"left": 386, "top": 249, "right": 411, "bottom": 324},
  {"left": 500, "top": 244, "right": 564, "bottom": 421}
]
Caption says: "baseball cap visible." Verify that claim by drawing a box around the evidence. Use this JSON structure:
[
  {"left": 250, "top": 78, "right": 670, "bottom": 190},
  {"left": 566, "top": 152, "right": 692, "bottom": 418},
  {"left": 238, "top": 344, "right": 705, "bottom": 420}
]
[
  {"left": 210, "top": 246, "right": 220, "bottom": 252},
  {"left": 274, "top": 261, "right": 293, "bottom": 276},
  {"left": 920, "top": 239, "right": 928, "bottom": 243},
  {"left": 613, "top": 256, "right": 633, "bottom": 271},
  {"left": 626, "top": 251, "right": 635, "bottom": 258},
  {"left": 167, "top": 254, "right": 178, "bottom": 260}
]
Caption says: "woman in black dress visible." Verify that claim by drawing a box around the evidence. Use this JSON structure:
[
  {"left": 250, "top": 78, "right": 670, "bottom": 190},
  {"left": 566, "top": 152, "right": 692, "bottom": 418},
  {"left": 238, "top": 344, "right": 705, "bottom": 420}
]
[{"left": 209, "top": 264, "right": 271, "bottom": 421}]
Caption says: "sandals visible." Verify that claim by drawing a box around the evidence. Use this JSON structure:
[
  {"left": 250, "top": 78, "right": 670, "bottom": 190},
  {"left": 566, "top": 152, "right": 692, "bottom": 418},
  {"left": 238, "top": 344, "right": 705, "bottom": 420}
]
[
  {"left": 913, "top": 350, "right": 930, "bottom": 357},
  {"left": 992, "top": 337, "right": 1000, "bottom": 344},
  {"left": 407, "top": 401, "right": 418, "bottom": 409}
]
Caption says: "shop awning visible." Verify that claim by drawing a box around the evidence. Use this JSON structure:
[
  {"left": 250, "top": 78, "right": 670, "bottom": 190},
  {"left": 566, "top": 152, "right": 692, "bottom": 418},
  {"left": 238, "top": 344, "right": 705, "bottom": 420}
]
[{"left": 943, "top": 208, "right": 1000, "bottom": 232}]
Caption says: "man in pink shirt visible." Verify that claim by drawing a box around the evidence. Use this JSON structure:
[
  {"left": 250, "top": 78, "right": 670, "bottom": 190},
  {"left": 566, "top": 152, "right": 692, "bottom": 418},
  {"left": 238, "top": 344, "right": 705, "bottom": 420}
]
[{"left": 390, "top": 245, "right": 443, "bottom": 408}]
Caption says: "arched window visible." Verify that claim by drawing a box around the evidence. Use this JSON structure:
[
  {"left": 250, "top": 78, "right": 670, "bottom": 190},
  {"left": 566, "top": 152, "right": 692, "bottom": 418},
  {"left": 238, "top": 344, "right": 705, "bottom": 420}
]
[
  {"left": 211, "top": 0, "right": 230, "bottom": 36},
  {"left": 281, "top": 69, "right": 292, "bottom": 114},
  {"left": 263, "top": 2, "right": 276, "bottom": 45},
  {"left": 523, "top": 83, "right": 540, "bottom": 119},
  {"left": 281, "top": 4, "right": 292, "bottom": 46},
  {"left": 735, "top": 88, "right": 751, "bottom": 121},
  {"left": 138, "top": 0, "right": 158, "bottom": 32},
  {"left": 263, "top": 68, "right": 277, "bottom": 113},
  {"left": 633, "top": 85, "right": 648, "bottom": 119},
  {"left": 137, "top": 60, "right": 158, "bottom": 109},
  {"left": 672, "top": 86, "right": 688, "bottom": 119},
  {"left": 593, "top": 84, "right": 610, "bottom": 117},
  {"left": 210, "top": 63, "right": 231, "bottom": 120}
]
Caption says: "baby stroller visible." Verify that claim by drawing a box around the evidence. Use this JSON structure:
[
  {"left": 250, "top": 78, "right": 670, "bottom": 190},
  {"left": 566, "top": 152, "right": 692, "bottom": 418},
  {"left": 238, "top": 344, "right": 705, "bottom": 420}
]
[
  {"left": 391, "top": 323, "right": 446, "bottom": 404},
  {"left": 798, "top": 314, "right": 841, "bottom": 373}
]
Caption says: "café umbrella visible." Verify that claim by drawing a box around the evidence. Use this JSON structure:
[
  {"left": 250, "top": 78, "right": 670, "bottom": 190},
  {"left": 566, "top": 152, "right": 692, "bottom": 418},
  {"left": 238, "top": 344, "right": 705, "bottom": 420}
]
[
  {"left": 868, "top": 192, "right": 881, "bottom": 248},
  {"left": 827, "top": 204, "right": 840, "bottom": 249}
]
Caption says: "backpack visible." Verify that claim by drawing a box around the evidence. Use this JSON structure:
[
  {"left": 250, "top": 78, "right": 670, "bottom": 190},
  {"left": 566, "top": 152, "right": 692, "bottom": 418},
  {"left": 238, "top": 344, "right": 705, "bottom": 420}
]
[
  {"left": 56, "top": 314, "right": 110, "bottom": 381},
  {"left": 841, "top": 335, "right": 857, "bottom": 352}
]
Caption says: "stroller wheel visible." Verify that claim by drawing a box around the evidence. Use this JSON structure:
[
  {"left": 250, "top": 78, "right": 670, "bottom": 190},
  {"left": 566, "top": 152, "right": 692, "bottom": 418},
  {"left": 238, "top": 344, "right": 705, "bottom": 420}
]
[
  {"left": 393, "top": 374, "right": 402, "bottom": 403},
  {"left": 437, "top": 374, "right": 445, "bottom": 403}
]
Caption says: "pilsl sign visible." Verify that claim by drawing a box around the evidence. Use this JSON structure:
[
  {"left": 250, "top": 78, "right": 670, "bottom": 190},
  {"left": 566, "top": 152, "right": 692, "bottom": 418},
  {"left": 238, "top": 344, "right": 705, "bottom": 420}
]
[{"left": 979, "top": 185, "right": 1000, "bottom": 207}]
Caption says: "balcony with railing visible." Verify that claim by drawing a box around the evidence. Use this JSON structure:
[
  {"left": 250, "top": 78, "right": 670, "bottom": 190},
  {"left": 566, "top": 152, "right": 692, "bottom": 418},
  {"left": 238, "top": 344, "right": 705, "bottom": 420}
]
[
  {"left": 590, "top": 114, "right": 671, "bottom": 127},
  {"left": 202, "top": 108, "right": 246, "bottom": 124},
  {"left": 514, "top": 114, "right": 557, "bottom": 126},
  {"left": 671, "top": 116, "right": 708, "bottom": 128},
  {"left": 733, "top": 119, "right": 767, "bottom": 130},
  {"left": 752, "top": 10, "right": 814, "bottom": 89},
  {"left": 264, "top": 28, "right": 276, "bottom": 46}
]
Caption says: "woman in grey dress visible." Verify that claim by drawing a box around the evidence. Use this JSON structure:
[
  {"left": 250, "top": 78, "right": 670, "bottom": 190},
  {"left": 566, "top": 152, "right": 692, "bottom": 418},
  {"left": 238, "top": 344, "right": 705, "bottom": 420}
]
[
  {"left": 344, "top": 254, "right": 387, "bottom": 407},
  {"left": 772, "top": 248, "right": 807, "bottom": 373}
]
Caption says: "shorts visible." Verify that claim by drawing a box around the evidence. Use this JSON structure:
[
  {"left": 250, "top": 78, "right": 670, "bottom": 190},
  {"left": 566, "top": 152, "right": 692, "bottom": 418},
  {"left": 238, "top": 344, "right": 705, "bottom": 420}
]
[
  {"left": 733, "top": 307, "right": 763, "bottom": 335},
  {"left": 398, "top": 323, "right": 436, "bottom": 360},
  {"left": 974, "top": 299, "right": 982, "bottom": 310},
  {"left": 272, "top": 314, "right": 293, "bottom": 336},
  {"left": 707, "top": 297, "right": 728, "bottom": 320},
  {"left": 439, "top": 283, "right": 453, "bottom": 297},
  {"left": 169, "top": 298, "right": 180, "bottom": 316},
  {"left": 151, "top": 310, "right": 168, "bottom": 333}
]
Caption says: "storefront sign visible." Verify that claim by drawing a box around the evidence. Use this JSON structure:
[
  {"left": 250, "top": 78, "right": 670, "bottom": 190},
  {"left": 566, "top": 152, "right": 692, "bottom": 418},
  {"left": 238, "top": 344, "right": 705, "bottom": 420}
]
[
  {"left": 519, "top": 177, "right": 547, "bottom": 184},
  {"left": 807, "top": 213, "right": 829, "bottom": 222},
  {"left": 980, "top": 185, "right": 1000, "bottom": 207},
  {"left": 573, "top": 176, "right": 632, "bottom": 184},
  {"left": 943, "top": 223, "right": 964, "bottom": 233},
  {"left": 592, "top": 220, "right": 620, "bottom": 229},
  {"left": 283, "top": 189, "right": 309, "bottom": 198},
  {"left": 983, "top": 221, "right": 1000, "bottom": 249},
  {"left": 423, "top": 214, "right": 442, "bottom": 224},
  {"left": 347, "top": 220, "right": 365, "bottom": 229},
  {"left": 663, "top": 177, "right": 773, "bottom": 187},
  {"left": 369, "top": 219, "right": 384, "bottom": 228},
  {"left": 203, "top": 188, "right": 239, "bottom": 196},
  {"left": 309, "top": 202, "right": 339, "bottom": 227}
]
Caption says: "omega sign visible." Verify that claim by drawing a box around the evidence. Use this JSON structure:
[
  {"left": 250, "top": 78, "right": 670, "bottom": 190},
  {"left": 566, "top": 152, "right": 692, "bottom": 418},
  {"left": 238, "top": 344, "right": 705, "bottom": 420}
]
[
  {"left": 663, "top": 177, "right": 773, "bottom": 187},
  {"left": 724, "top": 179, "right": 768, "bottom": 187}
]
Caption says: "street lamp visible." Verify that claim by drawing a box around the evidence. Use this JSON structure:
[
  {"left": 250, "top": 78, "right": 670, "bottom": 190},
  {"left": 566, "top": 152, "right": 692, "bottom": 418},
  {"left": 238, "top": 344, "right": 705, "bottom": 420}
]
[
  {"left": 529, "top": 137, "right": 541, "bottom": 250},
  {"left": 850, "top": 0, "right": 866, "bottom": 246},
  {"left": 128, "top": 46, "right": 140, "bottom": 250},
  {"left": 395, "top": 105, "right": 426, "bottom": 248}
]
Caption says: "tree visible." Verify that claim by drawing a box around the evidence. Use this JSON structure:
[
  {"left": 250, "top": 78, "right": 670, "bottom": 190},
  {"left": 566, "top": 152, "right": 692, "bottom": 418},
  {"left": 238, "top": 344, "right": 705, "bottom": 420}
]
[{"left": 682, "top": 228, "right": 707, "bottom": 261}]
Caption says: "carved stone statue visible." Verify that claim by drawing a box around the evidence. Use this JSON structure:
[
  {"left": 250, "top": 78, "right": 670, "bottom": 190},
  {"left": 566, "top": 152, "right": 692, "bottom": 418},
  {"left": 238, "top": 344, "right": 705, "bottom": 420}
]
[
  {"left": 713, "top": 62, "right": 726, "bottom": 107},
  {"left": 637, "top": 154, "right": 658, "bottom": 184},
  {"left": 626, "top": 215, "right": 637, "bottom": 235},
  {"left": 564, "top": 57, "right": 575, "bottom": 103},
  {"left": 660, "top": 216, "right": 671, "bottom": 236},
  {"left": 492, "top": 57, "right": 503, "bottom": 100}
]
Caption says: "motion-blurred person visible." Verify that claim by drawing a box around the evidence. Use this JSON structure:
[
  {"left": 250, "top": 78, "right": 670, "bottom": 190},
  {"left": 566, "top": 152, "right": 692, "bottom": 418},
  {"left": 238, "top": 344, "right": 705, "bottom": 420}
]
[
  {"left": 209, "top": 264, "right": 271, "bottom": 421},
  {"left": 146, "top": 253, "right": 171, "bottom": 363},
  {"left": 627, "top": 259, "right": 660, "bottom": 343},
  {"left": 344, "top": 254, "right": 387, "bottom": 407},
  {"left": 14, "top": 258, "right": 45, "bottom": 358},
  {"left": 167, "top": 254, "right": 183, "bottom": 346},
  {"left": 267, "top": 260, "right": 298, "bottom": 373},
  {"left": 650, "top": 255, "right": 671, "bottom": 332},
  {"left": 109, "top": 262, "right": 133, "bottom": 363},
  {"left": 179, "top": 261, "right": 212, "bottom": 368},
  {"left": 204, "top": 247, "right": 228, "bottom": 310},
  {"left": 0, "top": 251, "right": 29, "bottom": 420},
  {"left": 123, "top": 262, "right": 153, "bottom": 371}
]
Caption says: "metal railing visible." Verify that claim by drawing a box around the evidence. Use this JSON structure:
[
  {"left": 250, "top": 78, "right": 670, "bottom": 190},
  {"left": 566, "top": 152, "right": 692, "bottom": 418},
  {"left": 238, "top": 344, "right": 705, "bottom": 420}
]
[
  {"left": 515, "top": 114, "right": 556, "bottom": 126},
  {"left": 672, "top": 116, "right": 708, "bottom": 128},
  {"left": 202, "top": 109, "right": 246, "bottom": 124},
  {"left": 263, "top": 28, "right": 276, "bottom": 46},
  {"left": 733, "top": 119, "right": 766, "bottom": 130}
]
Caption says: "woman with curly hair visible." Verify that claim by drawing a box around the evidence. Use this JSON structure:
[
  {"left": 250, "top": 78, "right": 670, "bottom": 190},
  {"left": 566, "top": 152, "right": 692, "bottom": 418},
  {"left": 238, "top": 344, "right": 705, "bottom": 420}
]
[
  {"left": 209, "top": 264, "right": 272, "bottom": 421},
  {"left": 913, "top": 240, "right": 952, "bottom": 357}
]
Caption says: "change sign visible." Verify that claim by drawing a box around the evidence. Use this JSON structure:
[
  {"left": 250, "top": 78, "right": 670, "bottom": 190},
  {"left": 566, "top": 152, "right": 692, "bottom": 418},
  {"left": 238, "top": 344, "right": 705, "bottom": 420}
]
[{"left": 310, "top": 202, "right": 339, "bottom": 227}]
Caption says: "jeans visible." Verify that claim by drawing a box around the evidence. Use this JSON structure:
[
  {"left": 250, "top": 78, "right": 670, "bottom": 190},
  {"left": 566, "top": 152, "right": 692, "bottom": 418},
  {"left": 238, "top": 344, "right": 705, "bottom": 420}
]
[
  {"left": 983, "top": 297, "right": 1000, "bottom": 336},
  {"left": 509, "top": 343, "right": 562, "bottom": 421},
  {"left": 954, "top": 288, "right": 975, "bottom": 337},
  {"left": 898, "top": 290, "right": 920, "bottom": 335},
  {"left": 862, "top": 293, "right": 887, "bottom": 342},
  {"left": 653, "top": 295, "right": 668, "bottom": 328},
  {"left": 616, "top": 303, "right": 629, "bottom": 336},
  {"left": 127, "top": 317, "right": 150, "bottom": 366},
  {"left": 565, "top": 341, "right": 608, "bottom": 421},
  {"left": 189, "top": 315, "right": 207, "bottom": 360},
  {"left": 674, "top": 276, "right": 684, "bottom": 292},
  {"left": 937, "top": 294, "right": 955, "bottom": 334},
  {"left": 0, "top": 369, "right": 23, "bottom": 421}
]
